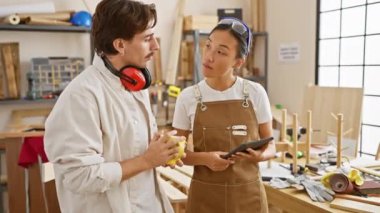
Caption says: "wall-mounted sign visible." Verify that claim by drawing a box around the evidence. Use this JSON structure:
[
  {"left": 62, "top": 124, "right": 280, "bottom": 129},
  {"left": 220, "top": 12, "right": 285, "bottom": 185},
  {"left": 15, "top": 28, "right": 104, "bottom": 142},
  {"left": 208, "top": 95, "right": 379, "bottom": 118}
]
[{"left": 278, "top": 42, "right": 300, "bottom": 63}]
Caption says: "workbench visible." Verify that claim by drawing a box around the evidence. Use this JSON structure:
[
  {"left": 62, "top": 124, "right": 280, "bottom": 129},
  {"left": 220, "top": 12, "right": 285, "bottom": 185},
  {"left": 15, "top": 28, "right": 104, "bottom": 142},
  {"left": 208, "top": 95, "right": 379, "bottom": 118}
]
[{"left": 160, "top": 164, "right": 376, "bottom": 213}]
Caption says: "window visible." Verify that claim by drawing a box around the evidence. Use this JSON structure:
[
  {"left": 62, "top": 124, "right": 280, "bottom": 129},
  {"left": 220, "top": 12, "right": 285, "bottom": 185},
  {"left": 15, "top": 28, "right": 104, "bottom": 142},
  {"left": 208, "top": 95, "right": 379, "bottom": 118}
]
[{"left": 317, "top": 0, "right": 380, "bottom": 157}]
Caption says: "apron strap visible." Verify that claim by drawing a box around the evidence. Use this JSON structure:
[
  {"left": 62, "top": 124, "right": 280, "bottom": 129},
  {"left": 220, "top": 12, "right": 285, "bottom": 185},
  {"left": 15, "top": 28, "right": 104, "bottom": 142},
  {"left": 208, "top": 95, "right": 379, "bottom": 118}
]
[
  {"left": 242, "top": 80, "right": 250, "bottom": 108},
  {"left": 193, "top": 84, "right": 207, "bottom": 111}
]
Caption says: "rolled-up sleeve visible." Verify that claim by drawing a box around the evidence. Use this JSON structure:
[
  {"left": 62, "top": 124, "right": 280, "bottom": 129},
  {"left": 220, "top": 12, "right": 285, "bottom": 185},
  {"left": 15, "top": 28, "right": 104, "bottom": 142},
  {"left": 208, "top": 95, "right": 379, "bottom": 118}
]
[{"left": 44, "top": 91, "right": 122, "bottom": 194}]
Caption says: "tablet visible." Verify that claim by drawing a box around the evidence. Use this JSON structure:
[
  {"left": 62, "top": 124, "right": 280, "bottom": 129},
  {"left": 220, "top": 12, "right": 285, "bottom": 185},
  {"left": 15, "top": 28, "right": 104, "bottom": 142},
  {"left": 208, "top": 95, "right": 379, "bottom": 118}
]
[{"left": 220, "top": 137, "right": 273, "bottom": 159}]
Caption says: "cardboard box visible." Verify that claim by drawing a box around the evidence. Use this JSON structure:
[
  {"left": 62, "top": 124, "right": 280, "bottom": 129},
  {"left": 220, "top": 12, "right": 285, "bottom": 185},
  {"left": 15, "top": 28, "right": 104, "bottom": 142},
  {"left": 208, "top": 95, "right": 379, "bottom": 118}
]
[
  {"left": 217, "top": 8, "right": 242, "bottom": 20},
  {"left": 183, "top": 15, "right": 218, "bottom": 31}
]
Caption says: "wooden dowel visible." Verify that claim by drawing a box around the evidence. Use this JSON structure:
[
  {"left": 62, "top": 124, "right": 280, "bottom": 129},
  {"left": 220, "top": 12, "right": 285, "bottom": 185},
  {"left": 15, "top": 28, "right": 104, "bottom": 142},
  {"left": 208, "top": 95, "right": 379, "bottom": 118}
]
[
  {"left": 292, "top": 113, "right": 298, "bottom": 174},
  {"left": 306, "top": 110, "right": 312, "bottom": 165},
  {"left": 280, "top": 109, "right": 287, "bottom": 141},
  {"left": 280, "top": 109, "right": 287, "bottom": 162},
  {"left": 337, "top": 114, "right": 343, "bottom": 168}
]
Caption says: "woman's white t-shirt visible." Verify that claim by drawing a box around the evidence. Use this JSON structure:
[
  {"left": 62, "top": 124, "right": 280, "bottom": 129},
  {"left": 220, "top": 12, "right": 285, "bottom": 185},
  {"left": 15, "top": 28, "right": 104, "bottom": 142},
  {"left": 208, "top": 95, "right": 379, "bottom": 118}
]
[{"left": 172, "top": 77, "right": 272, "bottom": 131}]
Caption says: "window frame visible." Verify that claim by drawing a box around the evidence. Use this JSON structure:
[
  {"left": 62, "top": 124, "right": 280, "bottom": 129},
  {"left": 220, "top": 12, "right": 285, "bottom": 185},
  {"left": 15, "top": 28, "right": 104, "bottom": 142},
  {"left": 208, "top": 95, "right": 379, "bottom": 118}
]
[{"left": 316, "top": 0, "right": 380, "bottom": 157}]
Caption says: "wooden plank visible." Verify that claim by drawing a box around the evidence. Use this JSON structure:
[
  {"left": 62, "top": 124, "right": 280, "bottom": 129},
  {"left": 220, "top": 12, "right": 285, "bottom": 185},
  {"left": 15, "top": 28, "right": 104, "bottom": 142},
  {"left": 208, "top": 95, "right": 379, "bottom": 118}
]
[
  {"left": 158, "top": 176, "right": 187, "bottom": 203},
  {"left": 3, "top": 137, "right": 27, "bottom": 213},
  {"left": 301, "top": 85, "right": 363, "bottom": 156},
  {"left": 183, "top": 15, "right": 218, "bottom": 31},
  {"left": 0, "top": 46, "right": 4, "bottom": 99},
  {"left": 28, "top": 163, "right": 48, "bottom": 213},
  {"left": 7, "top": 108, "right": 52, "bottom": 131},
  {"left": 258, "top": 0, "right": 266, "bottom": 32},
  {"left": 11, "top": 43, "right": 21, "bottom": 98},
  {"left": 376, "top": 143, "right": 380, "bottom": 160},
  {"left": 251, "top": 0, "right": 259, "bottom": 32},
  {"left": 156, "top": 166, "right": 191, "bottom": 192},
  {"left": 264, "top": 184, "right": 346, "bottom": 213},
  {"left": 165, "top": 0, "right": 186, "bottom": 85},
  {"left": 0, "top": 131, "right": 44, "bottom": 139},
  {"left": 174, "top": 165, "right": 193, "bottom": 177},
  {"left": 44, "top": 180, "right": 61, "bottom": 213},
  {"left": 153, "top": 37, "right": 163, "bottom": 84},
  {"left": 334, "top": 194, "right": 380, "bottom": 206},
  {"left": 330, "top": 198, "right": 380, "bottom": 213},
  {"left": 271, "top": 105, "right": 293, "bottom": 126},
  {"left": 180, "top": 41, "right": 189, "bottom": 80},
  {"left": 1, "top": 43, "right": 19, "bottom": 98}
]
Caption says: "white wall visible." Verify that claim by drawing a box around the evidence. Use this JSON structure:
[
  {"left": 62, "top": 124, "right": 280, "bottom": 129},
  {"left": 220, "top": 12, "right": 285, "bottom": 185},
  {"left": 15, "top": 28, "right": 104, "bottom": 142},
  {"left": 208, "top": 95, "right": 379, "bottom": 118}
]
[
  {"left": 266, "top": 0, "right": 317, "bottom": 114},
  {"left": 0, "top": 0, "right": 318, "bottom": 130},
  {"left": 0, "top": 0, "right": 251, "bottom": 130}
]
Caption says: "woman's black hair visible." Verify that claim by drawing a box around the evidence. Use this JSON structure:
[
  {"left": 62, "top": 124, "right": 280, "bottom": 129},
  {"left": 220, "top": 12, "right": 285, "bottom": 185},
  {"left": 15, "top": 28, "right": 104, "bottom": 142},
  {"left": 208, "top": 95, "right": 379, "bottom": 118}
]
[{"left": 210, "top": 23, "right": 252, "bottom": 58}]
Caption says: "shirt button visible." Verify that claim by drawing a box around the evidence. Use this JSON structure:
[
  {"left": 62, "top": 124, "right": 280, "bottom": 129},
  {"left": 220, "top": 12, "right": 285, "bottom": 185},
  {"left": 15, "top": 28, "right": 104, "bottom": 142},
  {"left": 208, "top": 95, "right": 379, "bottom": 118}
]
[{"left": 133, "top": 119, "right": 138, "bottom": 125}]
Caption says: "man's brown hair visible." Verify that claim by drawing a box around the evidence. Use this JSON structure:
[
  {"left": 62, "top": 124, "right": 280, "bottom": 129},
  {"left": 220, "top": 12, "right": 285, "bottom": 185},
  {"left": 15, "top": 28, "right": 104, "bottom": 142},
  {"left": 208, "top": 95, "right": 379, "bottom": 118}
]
[{"left": 92, "top": 0, "right": 157, "bottom": 55}]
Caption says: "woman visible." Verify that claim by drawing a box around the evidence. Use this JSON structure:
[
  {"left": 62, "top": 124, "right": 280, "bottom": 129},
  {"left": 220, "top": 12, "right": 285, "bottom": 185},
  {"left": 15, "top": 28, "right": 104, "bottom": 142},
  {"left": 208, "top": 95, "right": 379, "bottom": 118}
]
[{"left": 172, "top": 18, "right": 276, "bottom": 213}]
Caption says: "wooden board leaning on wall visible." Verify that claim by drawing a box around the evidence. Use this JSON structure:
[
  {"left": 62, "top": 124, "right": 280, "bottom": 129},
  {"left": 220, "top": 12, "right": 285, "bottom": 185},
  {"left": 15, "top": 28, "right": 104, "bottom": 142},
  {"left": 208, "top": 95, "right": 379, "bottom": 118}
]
[
  {"left": 301, "top": 85, "right": 363, "bottom": 157},
  {"left": 0, "top": 42, "right": 21, "bottom": 100}
]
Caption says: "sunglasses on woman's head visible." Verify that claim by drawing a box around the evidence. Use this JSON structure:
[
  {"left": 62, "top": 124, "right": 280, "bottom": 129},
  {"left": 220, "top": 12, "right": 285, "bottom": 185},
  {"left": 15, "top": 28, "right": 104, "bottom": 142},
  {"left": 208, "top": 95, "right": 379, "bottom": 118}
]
[{"left": 217, "top": 18, "right": 252, "bottom": 55}]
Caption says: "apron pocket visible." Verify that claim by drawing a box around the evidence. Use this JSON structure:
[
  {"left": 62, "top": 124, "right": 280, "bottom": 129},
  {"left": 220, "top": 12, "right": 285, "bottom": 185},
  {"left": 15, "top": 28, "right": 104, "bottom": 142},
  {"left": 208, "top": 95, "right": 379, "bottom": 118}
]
[{"left": 201, "top": 126, "right": 232, "bottom": 152}]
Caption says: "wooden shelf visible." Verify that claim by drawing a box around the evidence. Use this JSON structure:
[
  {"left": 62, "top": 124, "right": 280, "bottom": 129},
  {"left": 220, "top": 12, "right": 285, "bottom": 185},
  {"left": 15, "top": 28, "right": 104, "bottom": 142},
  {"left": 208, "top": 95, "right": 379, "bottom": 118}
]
[
  {"left": 0, "top": 99, "right": 56, "bottom": 105},
  {"left": 0, "top": 24, "right": 91, "bottom": 33}
]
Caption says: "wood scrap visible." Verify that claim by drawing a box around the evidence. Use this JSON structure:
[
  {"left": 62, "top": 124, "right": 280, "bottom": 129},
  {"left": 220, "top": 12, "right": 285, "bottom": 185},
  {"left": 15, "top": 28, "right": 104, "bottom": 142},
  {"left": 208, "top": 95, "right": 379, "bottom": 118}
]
[
  {"left": 330, "top": 198, "right": 380, "bottom": 213},
  {"left": 334, "top": 194, "right": 380, "bottom": 206}
]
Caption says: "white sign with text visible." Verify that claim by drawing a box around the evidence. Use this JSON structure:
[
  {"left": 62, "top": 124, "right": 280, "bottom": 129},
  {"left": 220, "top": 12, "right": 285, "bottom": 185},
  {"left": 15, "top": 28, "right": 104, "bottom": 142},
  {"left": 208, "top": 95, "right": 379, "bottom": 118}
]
[{"left": 278, "top": 43, "right": 300, "bottom": 63}]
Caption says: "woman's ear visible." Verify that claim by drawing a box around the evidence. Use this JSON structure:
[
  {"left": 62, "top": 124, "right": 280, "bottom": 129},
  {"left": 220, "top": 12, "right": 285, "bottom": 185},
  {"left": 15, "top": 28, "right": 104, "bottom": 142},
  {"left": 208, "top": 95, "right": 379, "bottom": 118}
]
[
  {"left": 233, "top": 58, "right": 246, "bottom": 69},
  {"left": 113, "top": 38, "right": 127, "bottom": 55}
]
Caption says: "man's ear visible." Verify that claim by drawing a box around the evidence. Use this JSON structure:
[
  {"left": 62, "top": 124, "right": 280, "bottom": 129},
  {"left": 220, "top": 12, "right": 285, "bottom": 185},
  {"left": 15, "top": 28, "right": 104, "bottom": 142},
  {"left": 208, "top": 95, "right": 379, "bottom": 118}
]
[
  {"left": 233, "top": 58, "right": 246, "bottom": 69},
  {"left": 113, "top": 38, "right": 126, "bottom": 55}
]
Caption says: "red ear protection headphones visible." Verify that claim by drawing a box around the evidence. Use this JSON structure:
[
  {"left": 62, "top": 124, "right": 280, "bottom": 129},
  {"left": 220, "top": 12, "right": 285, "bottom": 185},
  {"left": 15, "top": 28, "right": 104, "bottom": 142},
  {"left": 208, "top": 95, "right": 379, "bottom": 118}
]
[{"left": 102, "top": 56, "right": 152, "bottom": 91}]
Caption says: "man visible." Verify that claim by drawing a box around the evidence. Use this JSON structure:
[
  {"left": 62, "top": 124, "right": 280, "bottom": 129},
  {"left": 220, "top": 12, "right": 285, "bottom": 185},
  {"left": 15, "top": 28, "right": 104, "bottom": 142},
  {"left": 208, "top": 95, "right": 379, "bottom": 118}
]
[{"left": 44, "top": 0, "right": 181, "bottom": 212}]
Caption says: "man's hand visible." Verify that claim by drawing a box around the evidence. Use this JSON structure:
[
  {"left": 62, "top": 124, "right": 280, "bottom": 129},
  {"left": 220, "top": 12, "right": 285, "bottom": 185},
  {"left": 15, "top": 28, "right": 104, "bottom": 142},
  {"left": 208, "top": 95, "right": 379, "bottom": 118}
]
[
  {"left": 142, "top": 131, "right": 181, "bottom": 168},
  {"left": 206, "top": 151, "right": 234, "bottom": 171}
]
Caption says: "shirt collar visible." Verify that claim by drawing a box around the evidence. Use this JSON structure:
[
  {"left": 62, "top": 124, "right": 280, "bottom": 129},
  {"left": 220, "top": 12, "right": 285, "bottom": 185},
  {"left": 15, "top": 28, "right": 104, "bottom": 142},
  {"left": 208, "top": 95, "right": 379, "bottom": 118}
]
[{"left": 92, "top": 54, "right": 125, "bottom": 91}]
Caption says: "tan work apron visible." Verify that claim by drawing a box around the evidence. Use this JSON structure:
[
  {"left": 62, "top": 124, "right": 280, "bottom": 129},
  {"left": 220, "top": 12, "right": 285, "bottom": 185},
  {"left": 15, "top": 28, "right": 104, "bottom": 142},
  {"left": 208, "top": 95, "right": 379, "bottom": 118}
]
[{"left": 186, "top": 80, "right": 268, "bottom": 213}]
